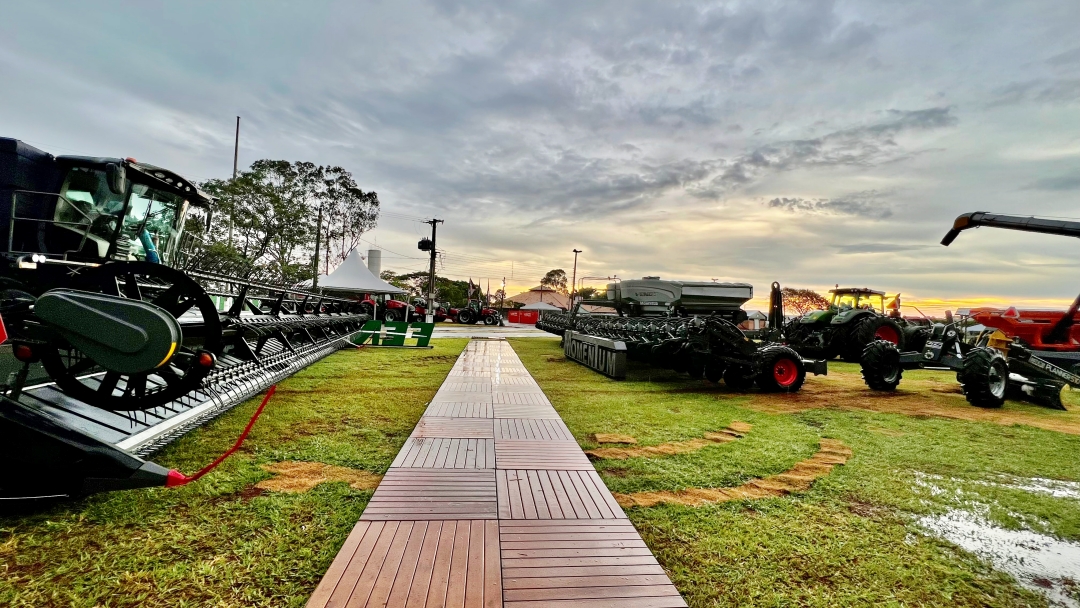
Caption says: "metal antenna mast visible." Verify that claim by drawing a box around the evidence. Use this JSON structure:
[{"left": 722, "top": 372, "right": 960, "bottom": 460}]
[{"left": 423, "top": 218, "right": 444, "bottom": 322}]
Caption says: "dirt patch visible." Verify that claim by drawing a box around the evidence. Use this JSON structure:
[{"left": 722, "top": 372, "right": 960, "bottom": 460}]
[
  {"left": 256, "top": 461, "right": 383, "bottom": 493},
  {"left": 591, "top": 433, "right": 637, "bottom": 444},
  {"left": 237, "top": 486, "right": 268, "bottom": 501},
  {"left": 868, "top": 426, "right": 906, "bottom": 437},
  {"left": 586, "top": 422, "right": 752, "bottom": 460},
  {"left": 614, "top": 438, "right": 852, "bottom": 508},
  {"left": 746, "top": 371, "right": 1080, "bottom": 435}
]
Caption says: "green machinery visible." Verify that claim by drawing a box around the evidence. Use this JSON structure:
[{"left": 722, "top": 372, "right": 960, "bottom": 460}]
[{"left": 0, "top": 138, "right": 369, "bottom": 500}]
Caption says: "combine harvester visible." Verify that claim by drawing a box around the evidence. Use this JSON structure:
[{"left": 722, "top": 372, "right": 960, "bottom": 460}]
[
  {"left": 860, "top": 212, "right": 1080, "bottom": 409},
  {"left": 537, "top": 278, "right": 826, "bottom": 392},
  {"left": 0, "top": 138, "right": 368, "bottom": 500}
]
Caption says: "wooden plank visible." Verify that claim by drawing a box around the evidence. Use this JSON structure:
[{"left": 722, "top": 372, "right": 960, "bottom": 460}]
[
  {"left": 503, "top": 585, "right": 683, "bottom": 601},
  {"left": 305, "top": 520, "right": 373, "bottom": 608},
  {"left": 384, "top": 521, "right": 430, "bottom": 607},
  {"left": 526, "top": 470, "right": 550, "bottom": 519},
  {"left": 322, "top": 520, "right": 389, "bottom": 607},
  {"left": 425, "top": 520, "right": 458, "bottom": 608},
  {"left": 413, "top": 417, "right": 495, "bottom": 438},
  {"left": 484, "top": 520, "right": 502, "bottom": 608},
  {"left": 465, "top": 521, "right": 485, "bottom": 608},
  {"left": 405, "top": 521, "right": 444, "bottom": 606},
  {"left": 502, "top": 574, "right": 678, "bottom": 589},
  {"left": 503, "top": 564, "right": 667, "bottom": 578},
  {"left": 342, "top": 520, "right": 402, "bottom": 607},
  {"left": 496, "top": 470, "right": 512, "bottom": 519},
  {"left": 505, "top": 597, "right": 687, "bottom": 608},
  {"left": 354, "top": 518, "right": 412, "bottom": 608},
  {"left": 445, "top": 521, "right": 472, "bottom": 608},
  {"left": 502, "top": 556, "right": 660, "bottom": 568}
]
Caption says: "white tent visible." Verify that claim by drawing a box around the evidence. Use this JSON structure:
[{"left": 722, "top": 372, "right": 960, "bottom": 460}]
[
  {"left": 521, "top": 301, "right": 563, "bottom": 311},
  {"left": 315, "top": 249, "right": 405, "bottom": 294}
]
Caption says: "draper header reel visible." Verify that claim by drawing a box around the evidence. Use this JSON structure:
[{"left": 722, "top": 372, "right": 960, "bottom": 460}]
[{"left": 1, "top": 139, "right": 369, "bottom": 500}]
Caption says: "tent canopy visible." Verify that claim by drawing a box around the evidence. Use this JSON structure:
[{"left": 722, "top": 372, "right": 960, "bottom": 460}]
[
  {"left": 316, "top": 249, "right": 405, "bottom": 294},
  {"left": 521, "top": 301, "right": 563, "bottom": 310}
]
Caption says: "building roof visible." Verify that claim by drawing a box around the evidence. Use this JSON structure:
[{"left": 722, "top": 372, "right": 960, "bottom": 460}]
[
  {"left": 521, "top": 301, "right": 563, "bottom": 310},
  {"left": 506, "top": 286, "right": 570, "bottom": 309}
]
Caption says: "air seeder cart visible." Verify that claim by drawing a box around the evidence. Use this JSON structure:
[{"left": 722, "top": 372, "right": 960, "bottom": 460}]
[
  {"left": 0, "top": 138, "right": 369, "bottom": 499},
  {"left": 860, "top": 212, "right": 1080, "bottom": 410}
]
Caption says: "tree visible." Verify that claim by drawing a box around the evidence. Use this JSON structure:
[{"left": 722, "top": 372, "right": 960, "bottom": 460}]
[
  {"left": 781, "top": 287, "right": 831, "bottom": 315},
  {"left": 195, "top": 160, "right": 378, "bottom": 285},
  {"left": 541, "top": 269, "right": 568, "bottom": 294},
  {"left": 576, "top": 286, "right": 599, "bottom": 300}
]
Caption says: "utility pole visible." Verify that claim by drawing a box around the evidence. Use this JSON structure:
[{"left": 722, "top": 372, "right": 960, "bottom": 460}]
[
  {"left": 571, "top": 249, "right": 582, "bottom": 308},
  {"left": 312, "top": 202, "right": 324, "bottom": 289},
  {"left": 423, "top": 218, "right": 443, "bottom": 323},
  {"left": 229, "top": 116, "right": 239, "bottom": 247}
]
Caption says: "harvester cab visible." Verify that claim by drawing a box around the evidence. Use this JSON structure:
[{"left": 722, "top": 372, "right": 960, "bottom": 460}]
[
  {"left": 859, "top": 211, "right": 1080, "bottom": 411},
  {"left": 0, "top": 138, "right": 370, "bottom": 500}
]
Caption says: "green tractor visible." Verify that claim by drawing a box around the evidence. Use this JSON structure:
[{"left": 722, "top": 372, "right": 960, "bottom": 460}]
[{"left": 784, "top": 288, "right": 912, "bottom": 362}]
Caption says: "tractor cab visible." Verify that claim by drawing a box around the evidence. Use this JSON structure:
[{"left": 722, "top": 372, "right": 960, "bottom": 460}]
[
  {"left": 2, "top": 139, "right": 210, "bottom": 271},
  {"left": 831, "top": 288, "right": 886, "bottom": 314}
]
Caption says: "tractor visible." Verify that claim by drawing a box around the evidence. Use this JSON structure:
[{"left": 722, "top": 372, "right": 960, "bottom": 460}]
[
  {"left": 860, "top": 212, "right": 1080, "bottom": 410},
  {"left": 0, "top": 138, "right": 369, "bottom": 499},
  {"left": 449, "top": 299, "right": 501, "bottom": 325},
  {"left": 783, "top": 287, "right": 909, "bottom": 362}
]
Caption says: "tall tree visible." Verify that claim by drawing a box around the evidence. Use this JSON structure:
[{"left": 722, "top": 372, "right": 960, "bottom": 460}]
[
  {"left": 781, "top": 287, "right": 831, "bottom": 315},
  {"left": 541, "top": 269, "right": 568, "bottom": 294},
  {"left": 195, "top": 160, "right": 378, "bottom": 285}
]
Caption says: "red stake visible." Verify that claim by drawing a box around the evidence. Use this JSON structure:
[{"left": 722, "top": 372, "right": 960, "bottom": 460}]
[{"left": 165, "top": 385, "right": 277, "bottom": 487}]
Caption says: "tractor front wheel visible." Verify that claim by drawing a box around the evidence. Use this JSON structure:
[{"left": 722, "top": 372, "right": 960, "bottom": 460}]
[
  {"left": 384, "top": 309, "right": 401, "bottom": 322},
  {"left": 960, "top": 347, "right": 1008, "bottom": 408},
  {"left": 484, "top": 314, "right": 498, "bottom": 325},
  {"left": 456, "top": 310, "right": 473, "bottom": 324},
  {"left": 754, "top": 345, "right": 806, "bottom": 393},
  {"left": 861, "top": 340, "right": 903, "bottom": 391}
]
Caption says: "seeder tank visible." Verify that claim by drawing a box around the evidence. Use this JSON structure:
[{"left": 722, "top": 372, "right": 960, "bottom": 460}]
[{"left": 0, "top": 138, "right": 369, "bottom": 500}]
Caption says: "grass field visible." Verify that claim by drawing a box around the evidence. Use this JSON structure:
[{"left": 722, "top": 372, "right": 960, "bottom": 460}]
[
  {"left": 0, "top": 339, "right": 468, "bottom": 608},
  {"left": 509, "top": 337, "right": 1080, "bottom": 608}
]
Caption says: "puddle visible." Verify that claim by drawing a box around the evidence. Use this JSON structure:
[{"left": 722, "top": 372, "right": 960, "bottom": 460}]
[
  {"left": 919, "top": 508, "right": 1080, "bottom": 607},
  {"left": 914, "top": 471, "right": 1080, "bottom": 501}
]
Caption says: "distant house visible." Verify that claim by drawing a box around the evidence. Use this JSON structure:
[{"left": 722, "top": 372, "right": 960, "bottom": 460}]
[
  {"left": 505, "top": 285, "right": 569, "bottom": 310},
  {"left": 739, "top": 310, "right": 768, "bottom": 331}
]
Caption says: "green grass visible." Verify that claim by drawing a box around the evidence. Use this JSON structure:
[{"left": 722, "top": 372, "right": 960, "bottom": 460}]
[
  {"left": 510, "top": 337, "right": 1080, "bottom": 608},
  {"left": 0, "top": 339, "right": 467, "bottom": 608}
]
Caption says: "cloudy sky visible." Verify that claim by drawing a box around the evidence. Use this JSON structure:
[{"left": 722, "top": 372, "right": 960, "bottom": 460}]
[{"left": 3, "top": 1, "right": 1079, "bottom": 311}]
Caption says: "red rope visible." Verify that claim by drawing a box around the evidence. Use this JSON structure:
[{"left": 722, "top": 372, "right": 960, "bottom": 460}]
[{"left": 166, "top": 385, "right": 277, "bottom": 487}]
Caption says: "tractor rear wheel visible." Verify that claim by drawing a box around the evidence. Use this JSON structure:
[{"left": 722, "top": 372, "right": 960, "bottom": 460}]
[
  {"left": 844, "top": 317, "right": 904, "bottom": 362},
  {"left": 384, "top": 308, "right": 401, "bottom": 322},
  {"left": 861, "top": 340, "right": 903, "bottom": 391},
  {"left": 723, "top": 365, "right": 756, "bottom": 391},
  {"left": 754, "top": 345, "right": 806, "bottom": 392},
  {"left": 959, "top": 347, "right": 1008, "bottom": 408}
]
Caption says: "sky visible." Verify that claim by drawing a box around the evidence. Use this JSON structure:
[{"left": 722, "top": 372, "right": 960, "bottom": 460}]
[{"left": 2, "top": 0, "right": 1079, "bottom": 312}]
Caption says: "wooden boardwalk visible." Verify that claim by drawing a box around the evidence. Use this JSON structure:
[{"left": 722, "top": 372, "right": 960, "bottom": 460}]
[{"left": 308, "top": 339, "right": 686, "bottom": 608}]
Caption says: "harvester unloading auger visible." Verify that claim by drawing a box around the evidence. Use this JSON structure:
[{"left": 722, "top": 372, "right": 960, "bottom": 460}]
[
  {"left": 859, "top": 212, "right": 1080, "bottom": 409},
  {"left": 0, "top": 139, "right": 369, "bottom": 500},
  {"left": 537, "top": 278, "right": 827, "bottom": 392}
]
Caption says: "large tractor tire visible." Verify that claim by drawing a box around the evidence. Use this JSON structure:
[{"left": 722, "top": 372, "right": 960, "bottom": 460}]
[
  {"left": 754, "top": 345, "right": 806, "bottom": 393},
  {"left": 483, "top": 314, "right": 498, "bottom": 326},
  {"left": 456, "top": 310, "right": 473, "bottom": 324},
  {"left": 723, "top": 365, "right": 756, "bottom": 391},
  {"left": 843, "top": 316, "right": 904, "bottom": 362},
  {"left": 959, "top": 347, "right": 1008, "bottom": 408},
  {"left": 384, "top": 308, "right": 402, "bottom": 322},
  {"left": 860, "top": 340, "right": 903, "bottom": 391}
]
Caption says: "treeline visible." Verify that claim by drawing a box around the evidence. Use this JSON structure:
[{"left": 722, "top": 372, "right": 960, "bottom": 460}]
[{"left": 184, "top": 160, "right": 379, "bottom": 284}]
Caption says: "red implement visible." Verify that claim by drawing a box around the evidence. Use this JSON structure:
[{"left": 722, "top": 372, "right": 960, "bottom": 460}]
[{"left": 972, "top": 307, "right": 1080, "bottom": 352}]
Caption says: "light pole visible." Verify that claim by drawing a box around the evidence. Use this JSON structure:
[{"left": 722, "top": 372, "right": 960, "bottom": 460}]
[{"left": 570, "top": 249, "right": 582, "bottom": 308}]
